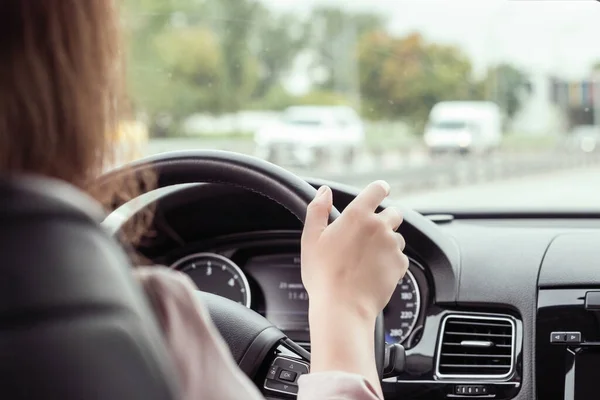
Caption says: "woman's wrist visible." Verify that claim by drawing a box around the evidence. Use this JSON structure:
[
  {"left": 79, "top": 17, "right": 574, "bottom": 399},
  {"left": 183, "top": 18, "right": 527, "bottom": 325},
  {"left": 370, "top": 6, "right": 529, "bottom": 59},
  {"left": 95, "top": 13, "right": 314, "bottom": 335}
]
[
  {"left": 308, "top": 299, "right": 382, "bottom": 397},
  {"left": 309, "top": 292, "right": 377, "bottom": 326}
]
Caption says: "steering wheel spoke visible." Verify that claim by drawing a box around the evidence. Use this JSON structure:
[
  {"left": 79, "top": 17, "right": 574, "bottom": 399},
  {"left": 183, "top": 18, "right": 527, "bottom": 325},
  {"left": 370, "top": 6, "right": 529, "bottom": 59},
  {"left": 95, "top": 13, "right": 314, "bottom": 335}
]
[{"left": 261, "top": 340, "right": 310, "bottom": 398}]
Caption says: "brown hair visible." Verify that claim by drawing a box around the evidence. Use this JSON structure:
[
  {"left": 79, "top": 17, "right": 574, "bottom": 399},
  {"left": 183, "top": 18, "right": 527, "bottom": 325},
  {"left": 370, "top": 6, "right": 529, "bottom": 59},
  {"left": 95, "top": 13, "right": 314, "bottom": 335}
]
[{"left": 0, "top": 0, "right": 153, "bottom": 246}]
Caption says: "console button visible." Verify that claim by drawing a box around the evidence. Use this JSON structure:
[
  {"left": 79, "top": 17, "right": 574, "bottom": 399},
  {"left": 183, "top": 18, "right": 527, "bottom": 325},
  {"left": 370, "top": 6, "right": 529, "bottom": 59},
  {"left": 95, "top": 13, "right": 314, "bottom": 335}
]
[
  {"left": 266, "top": 365, "right": 279, "bottom": 380},
  {"left": 279, "top": 370, "right": 297, "bottom": 382},
  {"left": 264, "top": 379, "right": 298, "bottom": 395},
  {"left": 550, "top": 332, "right": 566, "bottom": 343},
  {"left": 455, "top": 385, "right": 490, "bottom": 396},
  {"left": 566, "top": 332, "right": 582, "bottom": 343}
]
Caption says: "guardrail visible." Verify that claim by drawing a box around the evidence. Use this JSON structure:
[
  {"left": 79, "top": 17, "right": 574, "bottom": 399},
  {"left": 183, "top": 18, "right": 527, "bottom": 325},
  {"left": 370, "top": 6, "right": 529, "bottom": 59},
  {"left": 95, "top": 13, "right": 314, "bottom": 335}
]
[
  {"left": 143, "top": 139, "right": 600, "bottom": 195},
  {"left": 312, "top": 151, "right": 600, "bottom": 194}
]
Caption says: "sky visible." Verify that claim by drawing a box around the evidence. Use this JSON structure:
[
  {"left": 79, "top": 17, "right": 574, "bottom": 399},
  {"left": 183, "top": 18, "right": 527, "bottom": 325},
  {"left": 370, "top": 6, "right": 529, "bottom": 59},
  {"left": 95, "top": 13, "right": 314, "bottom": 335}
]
[{"left": 262, "top": 0, "right": 600, "bottom": 81}]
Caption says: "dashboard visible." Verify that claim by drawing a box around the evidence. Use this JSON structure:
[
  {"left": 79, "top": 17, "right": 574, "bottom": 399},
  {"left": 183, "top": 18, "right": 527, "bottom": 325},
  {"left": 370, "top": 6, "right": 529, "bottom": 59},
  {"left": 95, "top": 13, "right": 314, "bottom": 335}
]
[
  {"left": 165, "top": 236, "right": 427, "bottom": 348},
  {"left": 116, "top": 180, "right": 600, "bottom": 400}
]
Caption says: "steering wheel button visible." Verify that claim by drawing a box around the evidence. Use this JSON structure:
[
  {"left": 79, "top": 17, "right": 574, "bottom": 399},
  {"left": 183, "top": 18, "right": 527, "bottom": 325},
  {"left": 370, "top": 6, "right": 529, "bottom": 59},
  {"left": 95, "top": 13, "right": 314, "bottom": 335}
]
[
  {"left": 274, "top": 357, "right": 309, "bottom": 374},
  {"left": 266, "top": 365, "right": 279, "bottom": 380},
  {"left": 279, "top": 370, "right": 297, "bottom": 382},
  {"left": 264, "top": 379, "right": 298, "bottom": 395}
]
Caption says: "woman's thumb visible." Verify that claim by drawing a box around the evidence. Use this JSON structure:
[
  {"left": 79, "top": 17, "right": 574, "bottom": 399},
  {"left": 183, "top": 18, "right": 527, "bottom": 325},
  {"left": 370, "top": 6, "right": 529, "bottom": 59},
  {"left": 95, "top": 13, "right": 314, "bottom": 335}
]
[{"left": 302, "top": 186, "right": 333, "bottom": 244}]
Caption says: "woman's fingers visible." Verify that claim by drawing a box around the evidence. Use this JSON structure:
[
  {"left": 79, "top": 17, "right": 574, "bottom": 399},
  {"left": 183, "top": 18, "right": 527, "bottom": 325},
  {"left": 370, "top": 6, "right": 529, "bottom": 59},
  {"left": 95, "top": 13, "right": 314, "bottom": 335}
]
[
  {"left": 396, "top": 232, "right": 406, "bottom": 251},
  {"left": 348, "top": 180, "right": 391, "bottom": 213},
  {"left": 378, "top": 206, "right": 403, "bottom": 231},
  {"left": 302, "top": 186, "right": 333, "bottom": 245}
]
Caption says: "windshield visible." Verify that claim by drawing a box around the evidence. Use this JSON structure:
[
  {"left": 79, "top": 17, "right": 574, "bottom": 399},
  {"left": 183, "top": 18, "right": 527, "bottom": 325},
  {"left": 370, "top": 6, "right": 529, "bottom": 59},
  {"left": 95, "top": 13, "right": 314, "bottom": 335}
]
[
  {"left": 282, "top": 109, "right": 328, "bottom": 126},
  {"left": 430, "top": 121, "right": 468, "bottom": 130},
  {"left": 123, "top": 0, "right": 600, "bottom": 211}
]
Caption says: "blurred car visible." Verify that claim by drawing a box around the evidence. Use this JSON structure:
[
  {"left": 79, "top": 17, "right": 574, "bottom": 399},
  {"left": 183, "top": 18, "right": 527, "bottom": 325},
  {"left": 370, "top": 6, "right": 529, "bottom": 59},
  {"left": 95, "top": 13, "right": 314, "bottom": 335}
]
[
  {"left": 254, "top": 105, "right": 365, "bottom": 167},
  {"left": 566, "top": 125, "right": 600, "bottom": 153},
  {"left": 423, "top": 101, "right": 502, "bottom": 155}
]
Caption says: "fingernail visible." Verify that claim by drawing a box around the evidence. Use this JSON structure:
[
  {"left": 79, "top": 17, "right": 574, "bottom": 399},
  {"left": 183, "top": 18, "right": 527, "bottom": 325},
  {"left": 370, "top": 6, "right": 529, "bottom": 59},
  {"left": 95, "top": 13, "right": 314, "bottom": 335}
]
[
  {"left": 316, "top": 186, "right": 328, "bottom": 198},
  {"left": 377, "top": 180, "right": 391, "bottom": 195}
]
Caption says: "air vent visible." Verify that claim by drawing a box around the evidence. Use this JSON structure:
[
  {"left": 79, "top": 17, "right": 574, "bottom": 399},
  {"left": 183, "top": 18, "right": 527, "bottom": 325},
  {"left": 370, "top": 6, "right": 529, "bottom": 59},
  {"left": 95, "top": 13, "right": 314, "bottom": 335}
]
[{"left": 436, "top": 315, "right": 515, "bottom": 379}]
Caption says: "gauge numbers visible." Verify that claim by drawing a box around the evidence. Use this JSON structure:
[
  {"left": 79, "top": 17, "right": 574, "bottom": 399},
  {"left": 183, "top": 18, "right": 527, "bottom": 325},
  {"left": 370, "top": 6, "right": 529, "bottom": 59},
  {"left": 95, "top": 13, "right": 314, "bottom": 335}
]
[
  {"left": 171, "top": 253, "right": 251, "bottom": 308},
  {"left": 384, "top": 269, "right": 421, "bottom": 344}
]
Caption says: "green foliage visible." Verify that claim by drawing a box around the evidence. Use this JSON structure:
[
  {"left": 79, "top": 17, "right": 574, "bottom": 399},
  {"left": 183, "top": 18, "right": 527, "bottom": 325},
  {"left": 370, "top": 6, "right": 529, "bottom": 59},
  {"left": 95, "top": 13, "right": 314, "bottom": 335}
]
[
  {"left": 123, "top": 0, "right": 521, "bottom": 138},
  {"left": 251, "top": 86, "right": 349, "bottom": 111},
  {"left": 358, "top": 32, "right": 477, "bottom": 127},
  {"left": 308, "top": 8, "right": 386, "bottom": 91},
  {"left": 252, "top": 9, "right": 308, "bottom": 99}
]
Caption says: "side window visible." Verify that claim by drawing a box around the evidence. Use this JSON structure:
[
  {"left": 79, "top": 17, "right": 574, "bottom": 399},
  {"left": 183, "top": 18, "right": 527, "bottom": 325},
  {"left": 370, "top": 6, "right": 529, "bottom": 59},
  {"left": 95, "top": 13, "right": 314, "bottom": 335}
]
[{"left": 336, "top": 116, "right": 350, "bottom": 128}]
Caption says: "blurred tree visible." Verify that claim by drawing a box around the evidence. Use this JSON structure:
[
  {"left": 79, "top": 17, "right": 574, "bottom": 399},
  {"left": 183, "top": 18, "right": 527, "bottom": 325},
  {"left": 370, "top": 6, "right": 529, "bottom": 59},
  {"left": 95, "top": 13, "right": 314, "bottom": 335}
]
[
  {"left": 484, "top": 64, "right": 530, "bottom": 120},
  {"left": 250, "top": 85, "right": 297, "bottom": 110},
  {"left": 252, "top": 8, "right": 308, "bottom": 99},
  {"left": 295, "top": 90, "right": 350, "bottom": 106},
  {"left": 308, "top": 7, "right": 386, "bottom": 104},
  {"left": 209, "top": 0, "right": 261, "bottom": 112},
  {"left": 358, "top": 32, "right": 476, "bottom": 129},
  {"left": 250, "top": 85, "right": 349, "bottom": 110},
  {"left": 124, "top": 0, "right": 219, "bottom": 135},
  {"left": 124, "top": 0, "right": 264, "bottom": 135},
  {"left": 153, "top": 27, "right": 225, "bottom": 115}
]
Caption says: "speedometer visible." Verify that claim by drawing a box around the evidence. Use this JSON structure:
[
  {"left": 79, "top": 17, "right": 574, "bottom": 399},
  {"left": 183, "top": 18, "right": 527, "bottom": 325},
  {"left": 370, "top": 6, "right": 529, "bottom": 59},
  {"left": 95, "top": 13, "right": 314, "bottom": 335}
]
[
  {"left": 383, "top": 269, "right": 421, "bottom": 344},
  {"left": 171, "top": 253, "right": 251, "bottom": 308}
]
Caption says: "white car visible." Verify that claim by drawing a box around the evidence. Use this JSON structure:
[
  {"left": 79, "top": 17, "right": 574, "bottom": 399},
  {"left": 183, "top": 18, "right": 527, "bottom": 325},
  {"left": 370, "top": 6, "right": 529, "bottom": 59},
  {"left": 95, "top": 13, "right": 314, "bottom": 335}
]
[
  {"left": 254, "top": 106, "right": 365, "bottom": 167},
  {"left": 424, "top": 101, "right": 502, "bottom": 155}
]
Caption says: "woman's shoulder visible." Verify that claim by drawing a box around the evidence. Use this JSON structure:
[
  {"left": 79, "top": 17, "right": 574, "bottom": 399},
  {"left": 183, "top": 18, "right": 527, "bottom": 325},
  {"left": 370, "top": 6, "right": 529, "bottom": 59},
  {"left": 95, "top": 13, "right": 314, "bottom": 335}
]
[
  {"left": 133, "top": 266, "right": 210, "bottom": 329},
  {"left": 132, "top": 266, "right": 267, "bottom": 400},
  {"left": 134, "top": 265, "right": 196, "bottom": 290}
]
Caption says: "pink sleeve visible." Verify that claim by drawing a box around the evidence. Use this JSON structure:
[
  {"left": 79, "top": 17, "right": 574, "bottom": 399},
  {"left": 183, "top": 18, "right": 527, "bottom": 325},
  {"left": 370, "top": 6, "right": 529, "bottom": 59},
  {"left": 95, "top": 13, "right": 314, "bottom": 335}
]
[
  {"left": 134, "top": 266, "right": 265, "bottom": 400},
  {"left": 298, "top": 372, "right": 381, "bottom": 400},
  {"left": 134, "top": 266, "right": 382, "bottom": 400}
]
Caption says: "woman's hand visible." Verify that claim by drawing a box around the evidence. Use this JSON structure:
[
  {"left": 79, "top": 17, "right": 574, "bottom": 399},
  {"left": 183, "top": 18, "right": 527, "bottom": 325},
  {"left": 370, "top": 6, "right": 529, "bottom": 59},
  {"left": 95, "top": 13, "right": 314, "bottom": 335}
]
[
  {"left": 300, "top": 181, "right": 409, "bottom": 397},
  {"left": 302, "top": 180, "right": 409, "bottom": 322}
]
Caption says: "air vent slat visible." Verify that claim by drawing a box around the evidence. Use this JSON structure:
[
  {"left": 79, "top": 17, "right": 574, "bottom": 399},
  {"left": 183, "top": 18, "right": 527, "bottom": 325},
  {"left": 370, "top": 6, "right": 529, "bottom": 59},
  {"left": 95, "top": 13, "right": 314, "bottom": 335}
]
[
  {"left": 436, "top": 315, "right": 515, "bottom": 378},
  {"left": 444, "top": 331, "right": 512, "bottom": 338},
  {"left": 447, "top": 320, "right": 511, "bottom": 328},
  {"left": 441, "top": 342, "right": 512, "bottom": 348},
  {"left": 440, "top": 364, "right": 510, "bottom": 369},
  {"left": 442, "top": 353, "right": 512, "bottom": 359}
]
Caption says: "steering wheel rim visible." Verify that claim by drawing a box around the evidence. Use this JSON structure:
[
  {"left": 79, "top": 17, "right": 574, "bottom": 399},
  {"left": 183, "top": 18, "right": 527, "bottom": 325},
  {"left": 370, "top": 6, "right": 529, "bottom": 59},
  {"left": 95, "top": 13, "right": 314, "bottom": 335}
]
[{"left": 99, "top": 150, "right": 385, "bottom": 389}]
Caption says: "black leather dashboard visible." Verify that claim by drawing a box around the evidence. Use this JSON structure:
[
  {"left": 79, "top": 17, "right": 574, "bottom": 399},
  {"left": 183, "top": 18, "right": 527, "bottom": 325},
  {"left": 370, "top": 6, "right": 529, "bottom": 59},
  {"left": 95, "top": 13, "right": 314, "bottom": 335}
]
[{"left": 106, "top": 179, "right": 600, "bottom": 400}]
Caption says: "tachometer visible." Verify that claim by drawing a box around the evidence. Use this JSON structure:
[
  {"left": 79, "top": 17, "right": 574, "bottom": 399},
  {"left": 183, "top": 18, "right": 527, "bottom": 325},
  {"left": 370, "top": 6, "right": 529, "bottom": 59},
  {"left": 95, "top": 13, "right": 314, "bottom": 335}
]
[
  {"left": 383, "top": 269, "right": 421, "bottom": 344},
  {"left": 171, "top": 253, "right": 251, "bottom": 307}
]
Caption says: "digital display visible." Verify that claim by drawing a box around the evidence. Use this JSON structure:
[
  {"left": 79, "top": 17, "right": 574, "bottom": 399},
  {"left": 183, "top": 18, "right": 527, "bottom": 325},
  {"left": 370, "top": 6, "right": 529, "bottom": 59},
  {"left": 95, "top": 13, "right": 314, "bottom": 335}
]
[
  {"left": 573, "top": 349, "right": 600, "bottom": 399},
  {"left": 245, "top": 254, "right": 309, "bottom": 331}
]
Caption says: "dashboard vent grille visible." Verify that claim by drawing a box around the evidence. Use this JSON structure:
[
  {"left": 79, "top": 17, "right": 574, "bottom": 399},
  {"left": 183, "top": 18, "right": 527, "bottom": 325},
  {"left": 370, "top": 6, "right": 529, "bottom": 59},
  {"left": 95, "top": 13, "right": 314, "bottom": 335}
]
[{"left": 436, "top": 315, "right": 515, "bottom": 378}]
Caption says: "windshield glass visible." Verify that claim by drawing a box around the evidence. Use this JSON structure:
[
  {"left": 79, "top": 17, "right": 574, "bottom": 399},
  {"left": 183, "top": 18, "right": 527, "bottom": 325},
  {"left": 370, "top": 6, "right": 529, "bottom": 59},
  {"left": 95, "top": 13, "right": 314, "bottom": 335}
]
[
  {"left": 283, "top": 109, "right": 328, "bottom": 126},
  {"left": 122, "top": 0, "right": 600, "bottom": 211},
  {"left": 431, "top": 121, "right": 467, "bottom": 130}
]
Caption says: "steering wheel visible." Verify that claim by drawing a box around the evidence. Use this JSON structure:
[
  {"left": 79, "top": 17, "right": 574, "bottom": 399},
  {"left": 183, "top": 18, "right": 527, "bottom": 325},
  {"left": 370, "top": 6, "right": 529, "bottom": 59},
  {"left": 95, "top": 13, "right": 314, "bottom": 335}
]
[{"left": 98, "top": 150, "right": 385, "bottom": 397}]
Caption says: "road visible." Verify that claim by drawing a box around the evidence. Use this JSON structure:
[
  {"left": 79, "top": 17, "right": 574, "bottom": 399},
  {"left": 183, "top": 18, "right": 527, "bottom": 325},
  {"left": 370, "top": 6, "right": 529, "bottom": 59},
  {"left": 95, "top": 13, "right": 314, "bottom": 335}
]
[
  {"left": 393, "top": 166, "right": 600, "bottom": 210},
  {"left": 138, "top": 138, "right": 600, "bottom": 212}
]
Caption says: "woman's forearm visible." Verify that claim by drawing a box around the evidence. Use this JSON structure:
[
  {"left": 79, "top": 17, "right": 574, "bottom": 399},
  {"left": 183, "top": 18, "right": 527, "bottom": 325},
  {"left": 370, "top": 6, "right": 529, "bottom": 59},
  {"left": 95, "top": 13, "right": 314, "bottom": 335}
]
[{"left": 308, "top": 301, "right": 383, "bottom": 399}]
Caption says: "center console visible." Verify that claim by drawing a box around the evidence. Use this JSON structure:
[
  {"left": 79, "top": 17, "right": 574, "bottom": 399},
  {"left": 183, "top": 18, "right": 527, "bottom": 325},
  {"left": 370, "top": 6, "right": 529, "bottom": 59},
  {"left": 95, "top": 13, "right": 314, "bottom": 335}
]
[
  {"left": 537, "top": 289, "right": 600, "bottom": 400},
  {"left": 536, "top": 233, "right": 600, "bottom": 400}
]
